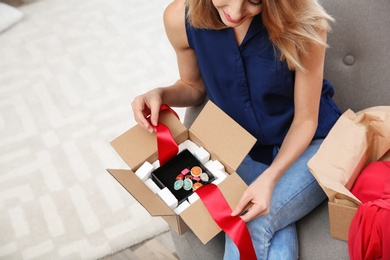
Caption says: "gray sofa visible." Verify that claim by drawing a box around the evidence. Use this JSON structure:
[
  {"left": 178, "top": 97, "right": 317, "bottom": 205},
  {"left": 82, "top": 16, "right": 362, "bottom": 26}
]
[{"left": 178, "top": 0, "right": 390, "bottom": 259}]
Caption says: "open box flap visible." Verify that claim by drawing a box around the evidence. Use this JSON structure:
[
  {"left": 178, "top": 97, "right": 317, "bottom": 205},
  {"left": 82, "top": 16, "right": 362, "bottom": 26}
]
[
  {"left": 179, "top": 172, "right": 248, "bottom": 244},
  {"left": 190, "top": 101, "right": 256, "bottom": 171},
  {"left": 110, "top": 110, "right": 188, "bottom": 171},
  {"left": 107, "top": 169, "right": 174, "bottom": 216}
]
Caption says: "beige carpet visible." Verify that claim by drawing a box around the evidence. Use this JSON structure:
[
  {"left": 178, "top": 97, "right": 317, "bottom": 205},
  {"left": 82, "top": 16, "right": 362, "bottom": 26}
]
[{"left": 0, "top": 0, "right": 186, "bottom": 259}]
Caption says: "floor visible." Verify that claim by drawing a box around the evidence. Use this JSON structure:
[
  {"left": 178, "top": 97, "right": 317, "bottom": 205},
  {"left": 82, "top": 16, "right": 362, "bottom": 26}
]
[
  {"left": 1, "top": 0, "right": 183, "bottom": 259},
  {"left": 101, "top": 231, "right": 179, "bottom": 260}
]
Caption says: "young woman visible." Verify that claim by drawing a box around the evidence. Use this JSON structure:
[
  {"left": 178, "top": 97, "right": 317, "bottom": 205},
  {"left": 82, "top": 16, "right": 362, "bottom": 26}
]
[{"left": 132, "top": 0, "right": 341, "bottom": 259}]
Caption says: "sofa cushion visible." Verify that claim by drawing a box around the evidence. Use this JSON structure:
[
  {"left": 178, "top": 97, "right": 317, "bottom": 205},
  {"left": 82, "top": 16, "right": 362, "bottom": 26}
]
[{"left": 321, "top": 0, "right": 390, "bottom": 112}]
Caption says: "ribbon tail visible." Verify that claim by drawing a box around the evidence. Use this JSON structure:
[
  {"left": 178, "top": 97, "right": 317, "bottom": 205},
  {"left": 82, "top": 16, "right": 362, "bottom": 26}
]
[{"left": 196, "top": 184, "right": 257, "bottom": 260}]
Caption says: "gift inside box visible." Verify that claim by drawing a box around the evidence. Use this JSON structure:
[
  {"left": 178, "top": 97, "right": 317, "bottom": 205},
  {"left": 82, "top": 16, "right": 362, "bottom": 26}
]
[
  {"left": 152, "top": 149, "right": 215, "bottom": 205},
  {"left": 108, "top": 101, "right": 257, "bottom": 243}
]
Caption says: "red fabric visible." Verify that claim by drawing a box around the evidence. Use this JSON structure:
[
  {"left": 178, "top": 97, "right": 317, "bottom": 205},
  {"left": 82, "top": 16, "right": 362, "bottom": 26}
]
[
  {"left": 196, "top": 184, "right": 257, "bottom": 260},
  {"left": 154, "top": 104, "right": 179, "bottom": 165},
  {"left": 349, "top": 161, "right": 390, "bottom": 260}
]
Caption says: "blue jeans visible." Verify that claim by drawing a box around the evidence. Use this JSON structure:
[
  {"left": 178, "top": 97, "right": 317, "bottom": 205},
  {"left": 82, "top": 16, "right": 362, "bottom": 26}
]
[{"left": 224, "top": 139, "right": 326, "bottom": 260}]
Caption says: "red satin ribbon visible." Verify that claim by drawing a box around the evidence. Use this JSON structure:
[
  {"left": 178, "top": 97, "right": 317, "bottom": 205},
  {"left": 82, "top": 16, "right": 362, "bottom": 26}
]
[
  {"left": 154, "top": 104, "right": 179, "bottom": 165},
  {"left": 196, "top": 184, "right": 257, "bottom": 260}
]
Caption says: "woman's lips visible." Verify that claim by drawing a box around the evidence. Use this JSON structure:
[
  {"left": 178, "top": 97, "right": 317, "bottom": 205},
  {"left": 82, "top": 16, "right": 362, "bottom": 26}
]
[{"left": 224, "top": 11, "right": 244, "bottom": 24}]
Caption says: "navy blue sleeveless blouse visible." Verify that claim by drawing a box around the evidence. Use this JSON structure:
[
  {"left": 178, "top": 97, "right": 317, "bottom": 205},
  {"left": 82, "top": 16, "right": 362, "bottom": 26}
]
[{"left": 186, "top": 14, "right": 341, "bottom": 164}]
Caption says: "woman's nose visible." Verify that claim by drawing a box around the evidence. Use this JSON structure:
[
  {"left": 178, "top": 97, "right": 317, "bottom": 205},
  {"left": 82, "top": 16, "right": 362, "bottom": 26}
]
[{"left": 228, "top": 0, "right": 245, "bottom": 19}]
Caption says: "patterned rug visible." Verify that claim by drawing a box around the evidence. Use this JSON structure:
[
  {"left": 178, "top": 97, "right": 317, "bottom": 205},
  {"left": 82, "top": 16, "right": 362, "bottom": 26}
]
[{"left": 0, "top": 0, "right": 185, "bottom": 259}]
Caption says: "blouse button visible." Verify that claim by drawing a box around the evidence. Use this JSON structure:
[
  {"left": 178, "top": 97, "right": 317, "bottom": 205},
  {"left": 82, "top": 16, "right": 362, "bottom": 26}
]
[{"left": 343, "top": 55, "right": 355, "bottom": 66}]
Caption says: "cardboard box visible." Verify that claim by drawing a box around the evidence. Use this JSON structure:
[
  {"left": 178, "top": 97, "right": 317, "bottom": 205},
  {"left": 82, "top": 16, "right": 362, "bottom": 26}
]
[
  {"left": 327, "top": 201, "right": 357, "bottom": 240},
  {"left": 308, "top": 107, "right": 390, "bottom": 241},
  {"left": 107, "top": 101, "right": 256, "bottom": 244}
]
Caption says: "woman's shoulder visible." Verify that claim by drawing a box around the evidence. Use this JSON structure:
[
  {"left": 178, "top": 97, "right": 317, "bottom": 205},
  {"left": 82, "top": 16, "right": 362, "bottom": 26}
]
[
  {"left": 165, "top": 0, "right": 186, "bottom": 15},
  {"left": 164, "top": 0, "right": 186, "bottom": 33},
  {"left": 163, "top": 0, "right": 188, "bottom": 50}
]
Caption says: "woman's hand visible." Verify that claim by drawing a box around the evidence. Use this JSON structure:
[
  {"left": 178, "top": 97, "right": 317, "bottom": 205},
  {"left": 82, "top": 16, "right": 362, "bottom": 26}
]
[
  {"left": 231, "top": 171, "right": 276, "bottom": 222},
  {"left": 131, "top": 88, "right": 163, "bottom": 133}
]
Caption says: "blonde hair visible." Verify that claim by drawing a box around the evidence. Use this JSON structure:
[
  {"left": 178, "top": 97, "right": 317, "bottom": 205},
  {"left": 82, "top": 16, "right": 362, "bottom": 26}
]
[{"left": 186, "top": 0, "right": 334, "bottom": 71}]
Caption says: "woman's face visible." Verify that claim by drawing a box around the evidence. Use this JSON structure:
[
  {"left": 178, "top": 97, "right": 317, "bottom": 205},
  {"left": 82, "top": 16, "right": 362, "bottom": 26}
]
[{"left": 212, "top": 0, "right": 262, "bottom": 28}]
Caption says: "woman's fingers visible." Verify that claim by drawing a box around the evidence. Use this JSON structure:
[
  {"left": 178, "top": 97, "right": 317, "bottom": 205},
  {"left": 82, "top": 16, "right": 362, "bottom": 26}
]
[
  {"left": 240, "top": 202, "right": 268, "bottom": 222},
  {"left": 131, "top": 97, "right": 159, "bottom": 133},
  {"left": 231, "top": 183, "right": 271, "bottom": 222},
  {"left": 148, "top": 99, "right": 163, "bottom": 127}
]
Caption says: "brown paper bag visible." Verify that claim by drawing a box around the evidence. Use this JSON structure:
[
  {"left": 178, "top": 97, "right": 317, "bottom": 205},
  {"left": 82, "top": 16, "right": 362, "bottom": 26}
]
[{"left": 308, "top": 106, "right": 390, "bottom": 207}]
